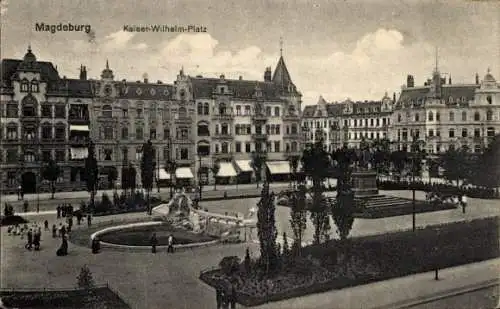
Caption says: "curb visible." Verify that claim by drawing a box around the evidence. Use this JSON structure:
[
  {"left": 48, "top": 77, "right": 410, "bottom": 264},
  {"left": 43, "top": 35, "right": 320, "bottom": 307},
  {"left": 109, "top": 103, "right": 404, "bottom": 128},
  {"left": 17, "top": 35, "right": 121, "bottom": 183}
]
[{"left": 375, "top": 278, "right": 499, "bottom": 309}]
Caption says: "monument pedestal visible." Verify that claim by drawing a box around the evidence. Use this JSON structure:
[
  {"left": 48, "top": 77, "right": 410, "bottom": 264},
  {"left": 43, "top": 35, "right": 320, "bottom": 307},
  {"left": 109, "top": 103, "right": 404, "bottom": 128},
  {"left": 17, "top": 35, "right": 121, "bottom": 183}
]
[{"left": 352, "top": 169, "right": 378, "bottom": 198}]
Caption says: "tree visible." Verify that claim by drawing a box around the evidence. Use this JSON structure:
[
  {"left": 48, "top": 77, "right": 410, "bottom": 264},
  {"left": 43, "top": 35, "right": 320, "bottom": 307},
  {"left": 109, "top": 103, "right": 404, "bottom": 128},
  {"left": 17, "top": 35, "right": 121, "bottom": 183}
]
[
  {"left": 289, "top": 184, "right": 307, "bottom": 256},
  {"left": 211, "top": 160, "right": 220, "bottom": 191},
  {"left": 330, "top": 145, "right": 356, "bottom": 241},
  {"left": 84, "top": 141, "right": 98, "bottom": 214},
  {"left": 288, "top": 156, "right": 300, "bottom": 188},
  {"left": 251, "top": 151, "right": 266, "bottom": 188},
  {"left": 440, "top": 147, "right": 474, "bottom": 189},
  {"left": 256, "top": 181, "right": 278, "bottom": 275},
  {"left": 42, "top": 159, "right": 61, "bottom": 199},
  {"left": 76, "top": 265, "right": 95, "bottom": 289},
  {"left": 390, "top": 150, "right": 409, "bottom": 181},
  {"left": 166, "top": 160, "right": 177, "bottom": 198},
  {"left": 141, "top": 140, "right": 155, "bottom": 215},
  {"left": 474, "top": 134, "right": 500, "bottom": 191},
  {"left": 302, "top": 138, "right": 331, "bottom": 245},
  {"left": 107, "top": 167, "right": 118, "bottom": 192}
]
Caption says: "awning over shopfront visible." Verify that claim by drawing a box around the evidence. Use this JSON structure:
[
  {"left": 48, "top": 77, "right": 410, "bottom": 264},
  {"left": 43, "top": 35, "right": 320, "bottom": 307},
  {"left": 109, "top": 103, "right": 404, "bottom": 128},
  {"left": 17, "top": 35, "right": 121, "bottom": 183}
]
[
  {"left": 266, "top": 161, "right": 291, "bottom": 175},
  {"left": 70, "top": 147, "right": 88, "bottom": 159},
  {"left": 158, "top": 168, "right": 171, "bottom": 180},
  {"left": 235, "top": 160, "right": 253, "bottom": 173},
  {"left": 216, "top": 162, "right": 238, "bottom": 177},
  {"left": 175, "top": 167, "right": 194, "bottom": 179},
  {"left": 69, "top": 125, "right": 89, "bottom": 132}
]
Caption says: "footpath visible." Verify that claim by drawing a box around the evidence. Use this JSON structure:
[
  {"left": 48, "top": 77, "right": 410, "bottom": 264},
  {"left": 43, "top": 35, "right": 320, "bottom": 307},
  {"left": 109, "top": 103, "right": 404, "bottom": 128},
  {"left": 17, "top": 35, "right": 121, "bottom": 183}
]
[{"left": 1, "top": 183, "right": 290, "bottom": 214}]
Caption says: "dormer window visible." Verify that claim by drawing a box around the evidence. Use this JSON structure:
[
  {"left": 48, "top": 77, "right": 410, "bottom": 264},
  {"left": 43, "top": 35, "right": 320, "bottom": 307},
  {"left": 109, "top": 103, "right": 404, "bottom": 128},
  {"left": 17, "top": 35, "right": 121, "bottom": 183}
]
[
  {"left": 180, "top": 89, "right": 186, "bottom": 100},
  {"left": 487, "top": 95, "right": 492, "bottom": 104},
  {"left": 220, "top": 87, "right": 225, "bottom": 94},
  {"left": 20, "top": 79, "right": 29, "bottom": 92}
]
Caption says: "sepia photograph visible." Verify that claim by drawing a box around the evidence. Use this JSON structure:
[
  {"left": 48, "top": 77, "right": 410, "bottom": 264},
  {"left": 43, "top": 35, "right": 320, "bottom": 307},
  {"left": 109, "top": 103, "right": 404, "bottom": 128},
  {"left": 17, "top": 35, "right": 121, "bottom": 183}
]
[{"left": 0, "top": 0, "right": 499, "bottom": 308}]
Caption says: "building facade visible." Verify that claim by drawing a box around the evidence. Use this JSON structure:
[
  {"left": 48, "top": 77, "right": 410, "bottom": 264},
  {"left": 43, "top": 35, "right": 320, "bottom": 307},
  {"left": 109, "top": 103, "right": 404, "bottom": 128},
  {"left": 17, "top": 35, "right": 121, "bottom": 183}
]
[
  {"left": 0, "top": 47, "right": 93, "bottom": 194},
  {"left": 392, "top": 67, "right": 500, "bottom": 155},
  {"left": 1, "top": 47, "right": 303, "bottom": 193},
  {"left": 302, "top": 94, "right": 394, "bottom": 151}
]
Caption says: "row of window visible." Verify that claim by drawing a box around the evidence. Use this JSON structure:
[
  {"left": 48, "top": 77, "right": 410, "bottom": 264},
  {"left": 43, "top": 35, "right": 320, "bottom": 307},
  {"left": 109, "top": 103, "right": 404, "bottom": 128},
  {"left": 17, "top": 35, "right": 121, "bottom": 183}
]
[
  {"left": 2, "top": 126, "right": 66, "bottom": 140},
  {"left": 2, "top": 149, "right": 66, "bottom": 163},
  {"left": 398, "top": 144, "right": 485, "bottom": 154},
  {"left": 396, "top": 127, "right": 496, "bottom": 139},
  {"left": 3, "top": 104, "right": 66, "bottom": 118},
  {"left": 20, "top": 79, "right": 39, "bottom": 93},
  {"left": 101, "top": 106, "right": 187, "bottom": 119},
  {"left": 397, "top": 110, "right": 496, "bottom": 123},
  {"left": 197, "top": 103, "right": 297, "bottom": 117}
]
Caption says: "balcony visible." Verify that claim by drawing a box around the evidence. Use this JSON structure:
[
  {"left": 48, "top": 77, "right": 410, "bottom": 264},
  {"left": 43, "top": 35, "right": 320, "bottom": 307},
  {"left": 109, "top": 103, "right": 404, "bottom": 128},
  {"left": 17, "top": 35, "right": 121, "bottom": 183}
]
[
  {"left": 20, "top": 115, "right": 39, "bottom": 123},
  {"left": 176, "top": 158, "right": 194, "bottom": 165},
  {"left": 213, "top": 152, "right": 233, "bottom": 160},
  {"left": 283, "top": 133, "right": 301, "bottom": 140},
  {"left": 283, "top": 114, "right": 300, "bottom": 121},
  {"left": 251, "top": 114, "right": 267, "bottom": 122},
  {"left": 173, "top": 137, "right": 194, "bottom": 144},
  {"left": 68, "top": 115, "right": 90, "bottom": 125},
  {"left": 252, "top": 133, "right": 268, "bottom": 140},
  {"left": 69, "top": 136, "right": 90, "bottom": 146},
  {"left": 212, "top": 113, "right": 234, "bottom": 121},
  {"left": 213, "top": 133, "right": 233, "bottom": 140},
  {"left": 174, "top": 117, "right": 193, "bottom": 125}
]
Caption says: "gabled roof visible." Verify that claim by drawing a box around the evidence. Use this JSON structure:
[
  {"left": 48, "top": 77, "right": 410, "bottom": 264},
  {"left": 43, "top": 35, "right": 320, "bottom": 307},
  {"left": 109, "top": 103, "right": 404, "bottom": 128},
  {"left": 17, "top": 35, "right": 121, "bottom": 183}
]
[
  {"left": 272, "top": 56, "right": 293, "bottom": 86},
  {"left": 398, "top": 84, "right": 479, "bottom": 103},
  {"left": 302, "top": 105, "right": 317, "bottom": 117},
  {"left": 326, "top": 103, "right": 345, "bottom": 117},
  {"left": 189, "top": 77, "right": 282, "bottom": 101},
  {"left": 1, "top": 59, "right": 60, "bottom": 87}
]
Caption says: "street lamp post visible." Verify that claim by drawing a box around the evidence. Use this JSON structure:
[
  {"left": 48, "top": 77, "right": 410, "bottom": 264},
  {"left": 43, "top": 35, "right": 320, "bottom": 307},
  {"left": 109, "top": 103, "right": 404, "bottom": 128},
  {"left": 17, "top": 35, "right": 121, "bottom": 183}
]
[
  {"left": 157, "top": 150, "right": 160, "bottom": 193},
  {"left": 198, "top": 155, "right": 203, "bottom": 201},
  {"left": 411, "top": 135, "right": 417, "bottom": 232}
]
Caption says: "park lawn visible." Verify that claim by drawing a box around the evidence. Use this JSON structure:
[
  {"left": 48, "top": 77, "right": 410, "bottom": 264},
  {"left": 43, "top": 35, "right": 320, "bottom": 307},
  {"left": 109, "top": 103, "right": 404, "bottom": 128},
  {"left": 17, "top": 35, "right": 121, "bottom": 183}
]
[{"left": 201, "top": 216, "right": 499, "bottom": 307}]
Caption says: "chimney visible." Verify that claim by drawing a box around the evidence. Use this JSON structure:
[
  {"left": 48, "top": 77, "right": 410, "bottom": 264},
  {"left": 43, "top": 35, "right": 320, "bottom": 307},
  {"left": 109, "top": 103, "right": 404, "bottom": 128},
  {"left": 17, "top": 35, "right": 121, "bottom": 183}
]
[
  {"left": 406, "top": 75, "right": 414, "bottom": 88},
  {"left": 239, "top": 76, "right": 242, "bottom": 80},
  {"left": 264, "top": 67, "right": 272, "bottom": 82},
  {"left": 143, "top": 73, "right": 149, "bottom": 83},
  {"left": 79, "top": 65, "right": 87, "bottom": 80},
  {"left": 476, "top": 73, "right": 479, "bottom": 85},
  {"left": 157, "top": 80, "right": 163, "bottom": 84},
  {"left": 393, "top": 92, "right": 396, "bottom": 103},
  {"left": 448, "top": 75, "right": 452, "bottom": 85}
]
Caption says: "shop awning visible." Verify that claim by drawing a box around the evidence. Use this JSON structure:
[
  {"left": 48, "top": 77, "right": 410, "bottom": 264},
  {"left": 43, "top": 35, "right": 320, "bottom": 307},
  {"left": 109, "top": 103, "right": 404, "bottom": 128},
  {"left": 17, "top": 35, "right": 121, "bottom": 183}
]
[
  {"left": 70, "top": 125, "right": 89, "bottom": 132},
  {"left": 266, "top": 161, "right": 291, "bottom": 175},
  {"left": 235, "top": 160, "right": 253, "bottom": 173},
  {"left": 216, "top": 162, "right": 237, "bottom": 177},
  {"left": 175, "top": 167, "right": 194, "bottom": 179},
  {"left": 158, "top": 168, "right": 171, "bottom": 180},
  {"left": 70, "top": 147, "right": 88, "bottom": 159}
]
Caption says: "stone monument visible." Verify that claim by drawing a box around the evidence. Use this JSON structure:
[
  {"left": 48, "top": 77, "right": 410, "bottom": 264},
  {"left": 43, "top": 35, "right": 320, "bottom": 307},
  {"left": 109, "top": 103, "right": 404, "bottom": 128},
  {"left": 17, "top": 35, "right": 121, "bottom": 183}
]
[{"left": 352, "top": 149, "right": 379, "bottom": 198}]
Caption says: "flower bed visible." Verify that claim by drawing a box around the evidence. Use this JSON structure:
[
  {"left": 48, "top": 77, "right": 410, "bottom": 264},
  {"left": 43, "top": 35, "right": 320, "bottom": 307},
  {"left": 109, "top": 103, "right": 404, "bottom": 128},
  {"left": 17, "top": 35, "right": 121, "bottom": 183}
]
[
  {"left": 1, "top": 215, "right": 28, "bottom": 226},
  {"left": 200, "top": 216, "right": 499, "bottom": 307},
  {"left": 0, "top": 287, "right": 130, "bottom": 308}
]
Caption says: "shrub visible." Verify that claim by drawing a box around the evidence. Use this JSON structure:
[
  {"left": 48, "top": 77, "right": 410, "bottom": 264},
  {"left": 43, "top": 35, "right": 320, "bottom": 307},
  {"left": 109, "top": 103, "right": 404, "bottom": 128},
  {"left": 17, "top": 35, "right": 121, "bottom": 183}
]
[
  {"left": 23, "top": 201, "right": 29, "bottom": 212},
  {"left": 4, "top": 203, "right": 14, "bottom": 217},
  {"left": 76, "top": 265, "right": 95, "bottom": 289},
  {"left": 219, "top": 256, "right": 241, "bottom": 276},
  {"left": 1, "top": 215, "right": 28, "bottom": 226}
]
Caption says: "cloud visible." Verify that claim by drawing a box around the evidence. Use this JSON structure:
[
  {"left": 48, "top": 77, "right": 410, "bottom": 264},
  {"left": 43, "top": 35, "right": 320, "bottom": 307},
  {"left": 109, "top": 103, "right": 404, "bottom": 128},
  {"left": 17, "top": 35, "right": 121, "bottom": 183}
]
[
  {"left": 0, "top": 0, "right": 7, "bottom": 16},
  {"left": 133, "top": 43, "right": 148, "bottom": 50},
  {"left": 102, "top": 30, "right": 135, "bottom": 51}
]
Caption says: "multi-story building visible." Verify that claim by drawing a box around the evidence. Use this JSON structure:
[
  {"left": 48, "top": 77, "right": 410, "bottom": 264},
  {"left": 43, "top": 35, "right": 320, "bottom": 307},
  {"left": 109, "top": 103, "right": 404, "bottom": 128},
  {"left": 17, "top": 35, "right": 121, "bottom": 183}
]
[
  {"left": 190, "top": 54, "right": 303, "bottom": 184},
  {"left": 392, "top": 66, "right": 500, "bottom": 155},
  {"left": 0, "top": 47, "right": 93, "bottom": 194},
  {"left": 1, "top": 47, "right": 303, "bottom": 193},
  {"left": 302, "top": 94, "right": 394, "bottom": 151}
]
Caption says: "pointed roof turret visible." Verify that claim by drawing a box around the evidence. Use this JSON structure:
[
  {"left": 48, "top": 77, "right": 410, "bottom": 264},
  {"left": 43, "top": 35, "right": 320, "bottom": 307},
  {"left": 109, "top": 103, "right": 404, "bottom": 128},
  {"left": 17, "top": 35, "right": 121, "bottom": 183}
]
[
  {"left": 272, "top": 56, "right": 293, "bottom": 86},
  {"left": 317, "top": 95, "right": 327, "bottom": 105},
  {"left": 101, "top": 59, "right": 114, "bottom": 80}
]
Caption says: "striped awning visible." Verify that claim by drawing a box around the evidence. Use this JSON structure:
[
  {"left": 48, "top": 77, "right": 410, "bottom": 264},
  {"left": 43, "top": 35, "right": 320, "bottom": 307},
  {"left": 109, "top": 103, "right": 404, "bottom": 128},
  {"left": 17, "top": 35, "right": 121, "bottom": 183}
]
[
  {"left": 216, "top": 162, "right": 237, "bottom": 177},
  {"left": 266, "top": 161, "right": 291, "bottom": 175},
  {"left": 70, "top": 147, "right": 88, "bottom": 159},
  {"left": 69, "top": 125, "right": 89, "bottom": 132},
  {"left": 175, "top": 167, "right": 194, "bottom": 179},
  {"left": 235, "top": 160, "right": 253, "bottom": 172}
]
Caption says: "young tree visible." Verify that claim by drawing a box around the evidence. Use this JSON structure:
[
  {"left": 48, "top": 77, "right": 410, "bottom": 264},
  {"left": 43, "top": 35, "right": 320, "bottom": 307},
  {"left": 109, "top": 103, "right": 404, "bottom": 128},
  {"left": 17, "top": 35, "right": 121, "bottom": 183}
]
[
  {"left": 84, "top": 141, "right": 98, "bottom": 214},
  {"left": 165, "top": 160, "right": 177, "bottom": 198},
  {"left": 256, "top": 181, "right": 278, "bottom": 275},
  {"left": 288, "top": 156, "right": 300, "bottom": 188},
  {"left": 330, "top": 145, "right": 356, "bottom": 241},
  {"left": 76, "top": 265, "right": 95, "bottom": 290},
  {"left": 128, "top": 163, "right": 137, "bottom": 193},
  {"left": 390, "top": 150, "right": 409, "bottom": 181},
  {"left": 251, "top": 151, "right": 266, "bottom": 188},
  {"left": 440, "top": 147, "right": 474, "bottom": 189},
  {"left": 289, "top": 184, "right": 307, "bottom": 256},
  {"left": 302, "top": 138, "right": 331, "bottom": 244},
  {"left": 42, "top": 159, "right": 61, "bottom": 199},
  {"left": 474, "top": 135, "right": 500, "bottom": 192},
  {"left": 108, "top": 167, "right": 118, "bottom": 193},
  {"left": 211, "top": 160, "right": 220, "bottom": 191},
  {"left": 141, "top": 140, "right": 155, "bottom": 215}
]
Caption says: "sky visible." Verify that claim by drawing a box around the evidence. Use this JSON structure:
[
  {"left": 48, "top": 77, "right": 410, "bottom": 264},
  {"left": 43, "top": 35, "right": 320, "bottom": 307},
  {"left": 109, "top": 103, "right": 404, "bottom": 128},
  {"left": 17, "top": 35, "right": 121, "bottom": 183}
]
[{"left": 1, "top": 0, "right": 499, "bottom": 106}]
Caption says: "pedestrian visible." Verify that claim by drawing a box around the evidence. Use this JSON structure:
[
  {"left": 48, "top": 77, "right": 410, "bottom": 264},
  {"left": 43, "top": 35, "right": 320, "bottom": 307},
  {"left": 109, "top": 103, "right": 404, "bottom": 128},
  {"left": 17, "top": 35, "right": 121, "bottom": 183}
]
[
  {"left": 33, "top": 228, "right": 41, "bottom": 251},
  {"left": 229, "top": 280, "right": 237, "bottom": 309},
  {"left": 76, "top": 212, "right": 82, "bottom": 225},
  {"left": 20, "top": 187, "right": 24, "bottom": 200},
  {"left": 67, "top": 217, "right": 73, "bottom": 233},
  {"left": 61, "top": 225, "right": 67, "bottom": 239},
  {"left": 87, "top": 214, "right": 92, "bottom": 227},
  {"left": 56, "top": 205, "right": 61, "bottom": 219},
  {"left": 17, "top": 185, "right": 21, "bottom": 200},
  {"left": 167, "top": 234, "right": 174, "bottom": 253},
  {"left": 56, "top": 235, "right": 68, "bottom": 256},
  {"left": 150, "top": 233, "right": 157, "bottom": 253},
  {"left": 92, "top": 237, "right": 100, "bottom": 254},
  {"left": 69, "top": 204, "right": 74, "bottom": 217},
  {"left": 461, "top": 194, "right": 467, "bottom": 214},
  {"left": 216, "top": 287, "right": 223, "bottom": 309},
  {"left": 25, "top": 229, "right": 33, "bottom": 250},
  {"left": 52, "top": 224, "right": 57, "bottom": 238},
  {"left": 62, "top": 204, "right": 66, "bottom": 218},
  {"left": 44, "top": 220, "right": 49, "bottom": 231}
]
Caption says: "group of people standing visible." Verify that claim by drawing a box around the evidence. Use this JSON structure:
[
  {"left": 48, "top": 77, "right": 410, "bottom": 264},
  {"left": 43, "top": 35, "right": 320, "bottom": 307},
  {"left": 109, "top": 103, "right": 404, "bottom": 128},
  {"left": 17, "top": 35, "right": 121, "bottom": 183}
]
[
  {"left": 216, "top": 280, "right": 237, "bottom": 309},
  {"left": 150, "top": 233, "right": 175, "bottom": 254},
  {"left": 7, "top": 222, "right": 43, "bottom": 251}
]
